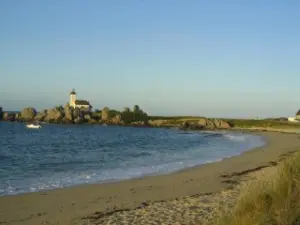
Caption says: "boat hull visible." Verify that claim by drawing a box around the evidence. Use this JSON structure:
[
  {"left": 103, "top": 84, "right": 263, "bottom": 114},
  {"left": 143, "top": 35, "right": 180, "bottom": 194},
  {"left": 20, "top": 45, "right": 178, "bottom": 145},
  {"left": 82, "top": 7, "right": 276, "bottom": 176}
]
[{"left": 26, "top": 124, "right": 41, "bottom": 129}]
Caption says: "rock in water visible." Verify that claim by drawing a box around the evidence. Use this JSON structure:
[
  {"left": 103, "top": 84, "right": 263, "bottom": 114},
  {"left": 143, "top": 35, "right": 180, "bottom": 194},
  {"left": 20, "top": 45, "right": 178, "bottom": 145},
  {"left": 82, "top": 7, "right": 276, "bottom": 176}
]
[
  {"left": 64, "top": 104, "right": 73, "bottom": 121},
  {"left": 198, "top": 118, "right": 215, "bottom": 129},
  {"left": 20, "top": 107, "right": 37, "bottom": 121},
  {"left": 111, "top": 114, "right": 122, "bottom": 124},
  {"left": 180, "top": 118, "right": 231, "bottom": 130},
  {"left": 87, "top": 119, "right": 98, "bottom": 124},
  {"left": 74, "top": 117, "right": 86, "bottom": 124},
  {"left": 44, "top": 108, "right": 63, "bottom": 123},
  {"left": 34, "top": 110, "right": 47, "bottom": 121},
  {"left": 84, "top": 114, "right": 91, "bottom": 120},
  {"left": 3, "top": 112, "right": 16, "bottom": 121},
  {"left": 212, "top": 119, "right": 231, "bottom": 129},
  {"left": 101, "top": 107, "right": 110, "bottom": 121},
  {"left": 61, "top": 117, "right": 73, "bottom": 124}
]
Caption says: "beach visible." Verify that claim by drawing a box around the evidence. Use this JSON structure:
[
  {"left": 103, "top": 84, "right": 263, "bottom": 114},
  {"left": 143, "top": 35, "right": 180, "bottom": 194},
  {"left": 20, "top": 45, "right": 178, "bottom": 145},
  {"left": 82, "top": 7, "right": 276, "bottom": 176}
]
[{"left": 1, "top": 131, "right": 300, "bottom": 225}]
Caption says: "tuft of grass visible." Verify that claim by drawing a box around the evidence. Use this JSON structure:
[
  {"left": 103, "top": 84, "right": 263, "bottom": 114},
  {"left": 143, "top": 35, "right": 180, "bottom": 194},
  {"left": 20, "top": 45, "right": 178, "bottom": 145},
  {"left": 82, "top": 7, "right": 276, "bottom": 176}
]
[{"left": 210, "top": 152, "right": 300, "bottom": 225}]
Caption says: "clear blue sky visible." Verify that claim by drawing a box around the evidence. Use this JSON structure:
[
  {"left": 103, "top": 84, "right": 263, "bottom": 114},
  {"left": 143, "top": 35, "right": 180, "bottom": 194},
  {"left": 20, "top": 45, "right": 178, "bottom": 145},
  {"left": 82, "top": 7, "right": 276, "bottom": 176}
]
[{"left": 0, "top": 0, "right": 299, "bottom": 118}]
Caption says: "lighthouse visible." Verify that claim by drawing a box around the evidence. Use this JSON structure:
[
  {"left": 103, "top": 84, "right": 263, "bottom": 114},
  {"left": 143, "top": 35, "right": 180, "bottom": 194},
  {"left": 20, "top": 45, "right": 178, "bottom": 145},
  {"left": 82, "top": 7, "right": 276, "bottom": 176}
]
[{"left": 69, "top": 89, "right": 76, "bottom": 108}]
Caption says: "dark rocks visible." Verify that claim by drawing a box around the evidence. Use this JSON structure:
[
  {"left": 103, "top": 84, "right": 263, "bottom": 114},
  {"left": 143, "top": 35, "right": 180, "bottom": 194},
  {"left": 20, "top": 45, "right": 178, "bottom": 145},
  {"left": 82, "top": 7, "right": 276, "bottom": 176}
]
[{"left": 0, "top": 107, "right": 2, "bottom": 120}]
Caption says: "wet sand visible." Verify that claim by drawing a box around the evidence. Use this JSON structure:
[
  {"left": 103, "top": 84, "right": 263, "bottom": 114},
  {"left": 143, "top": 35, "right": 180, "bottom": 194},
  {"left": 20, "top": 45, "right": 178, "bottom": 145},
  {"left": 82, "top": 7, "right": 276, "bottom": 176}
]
[{"left": 1, "top": 131, "right": 300, "bottom": 225}]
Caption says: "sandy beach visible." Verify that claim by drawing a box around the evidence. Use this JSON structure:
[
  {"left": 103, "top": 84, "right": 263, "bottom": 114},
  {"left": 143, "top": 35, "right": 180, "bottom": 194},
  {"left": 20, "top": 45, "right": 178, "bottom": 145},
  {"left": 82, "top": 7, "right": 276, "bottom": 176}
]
[{"left": 1, "top": 131, "right": 300, "bottom": 225}]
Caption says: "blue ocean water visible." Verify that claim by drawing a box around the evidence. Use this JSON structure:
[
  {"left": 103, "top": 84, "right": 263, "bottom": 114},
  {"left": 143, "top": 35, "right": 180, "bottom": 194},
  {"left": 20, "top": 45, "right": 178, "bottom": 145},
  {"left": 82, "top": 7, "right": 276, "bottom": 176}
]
[{"left": 0, "top": 122, "right": 265, "bottom": 196}]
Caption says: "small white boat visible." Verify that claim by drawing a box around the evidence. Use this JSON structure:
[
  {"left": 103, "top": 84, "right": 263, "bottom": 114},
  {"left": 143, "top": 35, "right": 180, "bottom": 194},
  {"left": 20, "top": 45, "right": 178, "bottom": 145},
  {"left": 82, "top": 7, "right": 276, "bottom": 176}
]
[{"left": 26, "top": 124, "right": 42, "bottom": 129}]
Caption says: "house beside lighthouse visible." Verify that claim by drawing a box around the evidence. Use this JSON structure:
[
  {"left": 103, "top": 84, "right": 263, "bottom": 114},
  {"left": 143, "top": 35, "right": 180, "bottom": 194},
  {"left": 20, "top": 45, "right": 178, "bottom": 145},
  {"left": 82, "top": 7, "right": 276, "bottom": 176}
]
[{"left": 69, "top": 89, "right": 92, "bottom": 111}]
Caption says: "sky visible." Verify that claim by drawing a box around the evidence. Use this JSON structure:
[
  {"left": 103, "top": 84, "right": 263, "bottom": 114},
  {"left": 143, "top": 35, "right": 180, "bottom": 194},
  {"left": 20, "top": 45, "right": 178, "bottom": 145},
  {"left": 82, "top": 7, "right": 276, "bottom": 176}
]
[{"left": 0, "top": 0, "right": 299, "bottom": 118}]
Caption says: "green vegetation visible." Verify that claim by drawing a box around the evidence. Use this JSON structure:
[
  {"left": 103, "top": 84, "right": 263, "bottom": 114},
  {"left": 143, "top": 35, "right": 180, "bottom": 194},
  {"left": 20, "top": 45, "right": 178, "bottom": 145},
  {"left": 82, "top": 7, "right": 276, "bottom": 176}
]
[
  {"left": 149, "top": 116, "right": 300, "bottom": 129},
  {"left": 120, "top": 105, "right": 149, "bottom": 124},
  {"left": 211, "top": 152, "right": 300, "bottom": 225},
  {"left": 98, "top": 105, "right": 149, "bottom": 125},
  {"left": 149, "top": 116, "right": 203, "bottom": 120},
  {"left": 223, "top": 119, "right": 300, "bottom": 128},
  {"left": 55, "top": 105, "right": 64, "bottom": 111},
  {"left": 0, "top": 104, "right": 149, "bottom": 125}
]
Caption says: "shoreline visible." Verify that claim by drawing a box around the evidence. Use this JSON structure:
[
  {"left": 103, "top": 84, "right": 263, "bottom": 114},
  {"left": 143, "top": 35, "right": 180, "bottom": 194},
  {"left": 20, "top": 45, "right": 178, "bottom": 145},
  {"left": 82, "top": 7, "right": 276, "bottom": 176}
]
[
  {"left": 1, "top": 131, "right": 300, "bottom": 225},
  {"left": 0, "top": 129, "right": 265, "bottom": 197}
]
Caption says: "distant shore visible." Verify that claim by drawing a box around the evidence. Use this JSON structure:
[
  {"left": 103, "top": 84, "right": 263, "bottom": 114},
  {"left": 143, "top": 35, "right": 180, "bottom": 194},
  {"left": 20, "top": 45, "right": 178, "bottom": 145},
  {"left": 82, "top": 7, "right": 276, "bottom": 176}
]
[{"left": 1, "top": 131, "right": 300, "bottom": 225}]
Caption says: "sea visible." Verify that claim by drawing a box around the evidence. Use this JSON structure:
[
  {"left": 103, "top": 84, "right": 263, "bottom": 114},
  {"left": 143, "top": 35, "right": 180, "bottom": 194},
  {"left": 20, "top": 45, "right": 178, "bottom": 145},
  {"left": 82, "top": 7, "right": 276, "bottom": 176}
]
[{"left": 0, "top": 122, "right": 265, "bottom": 196}]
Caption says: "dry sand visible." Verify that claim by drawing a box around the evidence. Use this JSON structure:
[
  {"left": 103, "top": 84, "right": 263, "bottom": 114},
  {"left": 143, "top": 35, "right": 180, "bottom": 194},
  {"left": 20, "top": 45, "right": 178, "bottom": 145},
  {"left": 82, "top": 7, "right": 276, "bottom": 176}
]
[{"left": 0, "top": 131, "right": 300, "bottom": 225}]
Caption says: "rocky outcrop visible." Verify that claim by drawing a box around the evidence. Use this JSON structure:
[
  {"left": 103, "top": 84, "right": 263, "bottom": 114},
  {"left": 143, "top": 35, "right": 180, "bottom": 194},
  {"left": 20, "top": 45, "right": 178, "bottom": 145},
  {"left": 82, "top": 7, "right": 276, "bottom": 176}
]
[
  {"left": 3, "top": 112, "right": 8, "bottom": 120},
  {"left": 15, "top": 113, "right": 20, "bottom": 120},
  {"left": 181, "top": 118, "right": 231, "bottom": 130},
  {"left": 131, "top": 121, "right": 148, "bottom": 126},
  {"left": 64, "top": 105, "right": 73, "bottom": 121},
  {"left": 72, "top": 108, "right": 82, "bottom": 119},
  {"left": 212, "top": 118, "right": 231, "bottom": 129},
  {"left": 87, "top": 119, "right": 98, "bottom": 124},
  {"left": 148, "top": 120, "right": 169, "bottom": 127},
  {"left": 74, "top": 117, "right": 86, "bottom": 124},
  {"left": 84, "top": 114, "right": 91, "bottom": 121},
  {"left": 61, "top": 117, "right": 74, "bottom": 124},
  {"left": 44, "top": 108, "right": 63, "bottom": 123},
  {"left": 1, "top": 104, "right": 151, "bottom": 126},
  {"left": 0, "top": 107, "right": 2, "bottom": 120},
  {"left": 101, "top": 107, "right": 110, "bottom": 121},
  {"left": 110, "top": 114, "right": 122, "bottom": 124},
  {"left": 3, "top": 112, "right": 16, "bottom": 121},
  {"left": 34, "top": 110, "right": 47, "bottom": 121},
  {"left": 20, "top": 107, "right": 37, "bottom": 121},
  {"left": 198, "top": 118, "right": 215, "bottom": 129}
]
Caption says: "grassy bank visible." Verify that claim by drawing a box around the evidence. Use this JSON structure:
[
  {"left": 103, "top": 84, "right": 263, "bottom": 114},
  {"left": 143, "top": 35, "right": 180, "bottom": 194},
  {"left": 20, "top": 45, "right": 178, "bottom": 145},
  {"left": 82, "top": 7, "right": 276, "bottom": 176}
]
[
  {"left": 224, "top": 119, "right": 300, "bottom": 129},
  {"left": 211, "top": 152, "right": 300, "bottom": 225},
  {"left": 149, "top": 116, "right": 300, "bottom": 129}
]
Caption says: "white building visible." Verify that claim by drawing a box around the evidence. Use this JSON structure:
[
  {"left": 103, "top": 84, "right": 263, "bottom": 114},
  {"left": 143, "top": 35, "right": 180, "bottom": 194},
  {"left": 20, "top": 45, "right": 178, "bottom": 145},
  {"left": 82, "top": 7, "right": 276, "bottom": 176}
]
[
  {"left": 69, "top": 89, "right": 92, "bottom": 111},
  {"left": 288, "top": 117, "right": 299, "bottom": 122}
]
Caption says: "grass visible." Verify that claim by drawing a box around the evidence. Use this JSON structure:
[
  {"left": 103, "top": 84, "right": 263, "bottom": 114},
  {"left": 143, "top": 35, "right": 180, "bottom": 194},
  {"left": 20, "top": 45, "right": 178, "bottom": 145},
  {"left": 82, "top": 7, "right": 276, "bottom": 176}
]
[
  {"left": 149, "top": 116, "right": 300, "bottom": 129},
  {"left": 223, "top": 119, "right": 300, "bottom": 129},
  {"left": 210, "top": 152, "right": 300, "bottom": 225}
]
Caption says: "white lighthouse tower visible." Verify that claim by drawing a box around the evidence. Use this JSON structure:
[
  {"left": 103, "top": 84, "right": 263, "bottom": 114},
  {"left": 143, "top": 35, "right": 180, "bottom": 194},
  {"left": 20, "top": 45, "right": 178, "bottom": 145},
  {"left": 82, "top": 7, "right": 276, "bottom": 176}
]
[{"left": 69, "top": 89, "right": 76, "bottom": 108}]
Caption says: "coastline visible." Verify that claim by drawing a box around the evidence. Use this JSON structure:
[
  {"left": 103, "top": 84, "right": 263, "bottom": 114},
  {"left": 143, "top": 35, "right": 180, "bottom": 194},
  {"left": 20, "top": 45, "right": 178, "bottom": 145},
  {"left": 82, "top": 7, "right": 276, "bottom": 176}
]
[{"left": 1, "top": 131, "right": 300, "bottom": 225}]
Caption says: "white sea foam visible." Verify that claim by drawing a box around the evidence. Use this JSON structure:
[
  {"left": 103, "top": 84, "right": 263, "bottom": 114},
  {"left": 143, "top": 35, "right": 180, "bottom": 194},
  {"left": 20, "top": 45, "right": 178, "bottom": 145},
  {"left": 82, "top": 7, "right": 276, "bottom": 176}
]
[
  {"left": 224, "top": 133, "right": 246, "bottom": 141},
  {"left": 0, "top": 126, "right": 266, "bottom": 196}
]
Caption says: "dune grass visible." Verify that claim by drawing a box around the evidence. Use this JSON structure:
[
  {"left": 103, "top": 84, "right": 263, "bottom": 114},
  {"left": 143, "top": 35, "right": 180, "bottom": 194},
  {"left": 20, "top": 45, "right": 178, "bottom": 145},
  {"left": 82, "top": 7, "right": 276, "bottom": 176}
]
[{"left": 211, "top": 152, "right": 300, "bottom": 225}]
